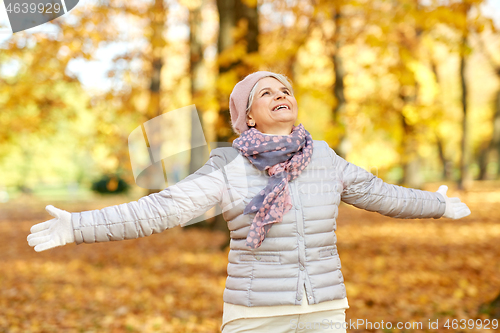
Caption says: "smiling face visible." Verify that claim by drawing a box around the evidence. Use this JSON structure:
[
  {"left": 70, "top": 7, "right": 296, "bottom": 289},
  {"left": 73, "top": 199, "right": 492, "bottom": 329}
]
[{"left": 246, "top": 77, "right": 298, "bottom": 135}]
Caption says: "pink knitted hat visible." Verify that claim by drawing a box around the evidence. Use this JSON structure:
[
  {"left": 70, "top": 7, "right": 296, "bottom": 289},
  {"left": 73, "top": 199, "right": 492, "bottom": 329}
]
[{"left": 229, "top": 71, "right": 279, "bottom": 135}]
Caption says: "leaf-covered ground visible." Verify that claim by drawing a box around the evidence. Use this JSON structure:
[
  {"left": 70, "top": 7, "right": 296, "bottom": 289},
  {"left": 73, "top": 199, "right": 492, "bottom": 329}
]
[{"left": 1, "top": 184, "right": 500, "bottom": 332}]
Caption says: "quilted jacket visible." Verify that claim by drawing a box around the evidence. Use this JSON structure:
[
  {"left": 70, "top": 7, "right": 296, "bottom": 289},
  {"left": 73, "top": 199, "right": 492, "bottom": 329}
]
[{"left": 71, "top": 140, "right": 446, "bottom": 306}]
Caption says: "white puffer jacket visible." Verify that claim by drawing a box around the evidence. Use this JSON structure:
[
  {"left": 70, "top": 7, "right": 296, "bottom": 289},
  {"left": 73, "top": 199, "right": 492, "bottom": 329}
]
[{"left": 71, "top": 141, "right": 446, "bottom": 307}]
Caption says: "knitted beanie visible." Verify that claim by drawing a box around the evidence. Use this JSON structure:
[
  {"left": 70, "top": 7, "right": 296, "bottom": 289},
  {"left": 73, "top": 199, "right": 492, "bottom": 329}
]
[{"left": 229, "top": 71, "right": 278, "bottom": 135}]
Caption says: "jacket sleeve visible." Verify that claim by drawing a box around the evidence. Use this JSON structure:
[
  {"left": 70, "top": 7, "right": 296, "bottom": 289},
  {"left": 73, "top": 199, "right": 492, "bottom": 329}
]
[
  {"left": 71, "top": 150, "right": 228, "bottom": 244},
  {"left": 329, "top": 148, "right": 446, "bottom": 219}
]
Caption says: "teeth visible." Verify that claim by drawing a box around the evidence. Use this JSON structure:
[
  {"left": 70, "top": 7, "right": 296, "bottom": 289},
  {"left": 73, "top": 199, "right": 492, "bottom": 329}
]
[{"left": 273, "top": 105, "right": 289, "bottom": 111}]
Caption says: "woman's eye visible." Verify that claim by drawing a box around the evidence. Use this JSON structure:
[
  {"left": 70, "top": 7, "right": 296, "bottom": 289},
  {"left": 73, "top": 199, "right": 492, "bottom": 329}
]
[
  {"left": 262, "top": 92, "right": 269, "bottom": 96},
  {"left": 284, "top": 90, "right": 290, "bottom": 95}
]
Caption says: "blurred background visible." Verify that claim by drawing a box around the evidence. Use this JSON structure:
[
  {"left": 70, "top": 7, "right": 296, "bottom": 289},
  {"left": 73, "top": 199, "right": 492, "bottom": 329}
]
[
  {"left": 1, "top": 0, "right": 500, "bottom": 332},
  {"left": 0, "top": 0, "right": 499, "bottom": 199}
]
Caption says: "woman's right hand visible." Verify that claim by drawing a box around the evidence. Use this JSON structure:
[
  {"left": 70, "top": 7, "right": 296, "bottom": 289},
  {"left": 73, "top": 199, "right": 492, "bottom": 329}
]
[
  {"left": 27, "top": 205, "right": 75, "bottom": 252},
  {"left": 436, "top": 185, "right": 471, "bottom": 219}
]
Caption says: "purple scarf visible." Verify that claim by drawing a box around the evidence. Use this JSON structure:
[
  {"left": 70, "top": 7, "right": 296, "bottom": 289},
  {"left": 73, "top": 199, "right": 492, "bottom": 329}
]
[{"left": 232, "top": 124, "right": 314, "bottom": 248}]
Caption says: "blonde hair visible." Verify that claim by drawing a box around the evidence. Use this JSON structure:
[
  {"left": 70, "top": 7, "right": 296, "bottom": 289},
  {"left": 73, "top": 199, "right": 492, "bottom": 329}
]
[{"left": 245, "top": 73, "right": 294, "bottom": 115}]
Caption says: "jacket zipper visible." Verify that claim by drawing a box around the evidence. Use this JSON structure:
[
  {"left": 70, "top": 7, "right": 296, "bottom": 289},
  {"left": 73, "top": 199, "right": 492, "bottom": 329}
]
[{"left": 290, "top": 180, "right": 310, "bottom": 303}]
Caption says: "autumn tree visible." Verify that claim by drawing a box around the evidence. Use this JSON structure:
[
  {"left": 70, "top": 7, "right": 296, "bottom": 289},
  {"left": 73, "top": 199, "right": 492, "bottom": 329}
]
[
  {"left": 215, "top": 0, "right": 260, "bottom": 143},
  {"left": 456, "top": 1, "right": 473, "bottom": 190},
  {"left": 188, "top": 0, "right": 209, "bottom": 175},
  {"left": 475, "top": 23, "right": 500, "bottom": 180},
  {"left": 437, "top": 0, "right": 490, "bottom": 188},
  {"left": 0, "top": 1, "right": 122, "bottom": 189},
  {"left": 209, "top": 0, "right": 260, "bottom": 234},
  {"left": 315, "top": 0, "right": 351, "bottom": 156}
]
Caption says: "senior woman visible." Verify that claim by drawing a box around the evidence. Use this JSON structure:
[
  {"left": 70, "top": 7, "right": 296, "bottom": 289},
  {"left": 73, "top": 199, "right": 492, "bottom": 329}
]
[{"left": 28, "top": 71, "right": 470, "bottom": 333}]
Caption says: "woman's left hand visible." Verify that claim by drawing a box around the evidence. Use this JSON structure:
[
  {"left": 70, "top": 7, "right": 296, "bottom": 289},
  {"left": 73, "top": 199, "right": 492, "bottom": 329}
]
[
  {"left": 436, "top": 185, "right": 471, "bottom": 219},
  {"left": 27, "top": 205, "right": 74, "bottom": 252}
]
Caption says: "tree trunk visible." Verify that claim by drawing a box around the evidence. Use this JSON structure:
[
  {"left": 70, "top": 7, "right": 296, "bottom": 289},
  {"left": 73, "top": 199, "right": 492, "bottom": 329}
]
[
  {"left": 331, "top": 5, "right": 347, "bottom": 157},
  {"left": 457, "top": 2, "right": 472, "bottom": 190},
  {"left": 215, "top": 0, "right": 237, "bottom": 144},
  {"left": 215, "top": 0, "right": 259, "bottom": 143},
  {"left": 397, "top": 3, "right": 424, "bottom": 188},
  {"left": 479, "top": 89, "right": 500, "bottom": 179},
  {"left": 478, "top": 141, "right": 490, "bottom": 180},
  {"left": 18, "top": 143, "right": 34, "bottom": 195},
  {"left": 494, "top": 90, "right": 500, "bottom": 178},
  {"left": 181, "top": 1, "right": 213, "bottom": 229},
  {"left": 146, "top": 0, "right": 166, "bottom": 121},
  {"left": 236, "top": 0, "right": 259, "bottom": 55},
  {"left": 145, "top": 0, "right": 167, "bottom": 195},
  {"left": 399, "top": 102, "right": 421, "bottom": 188},
  {"left": 472, "top": 25, "right": 500, "bottom": 180},
  {"left": 189, "top": 1, "right": 208, "bottom": 176},
  {"left": 458, "top": 33, "right": 469, "bottom": 190},
  {"left": 435, "top": 133, "right": 451, "bottom": 180},
  {"left": 212, "top": 0, "right": 260, "bottom": 239},
  {"left": 430, "top": 59, "right": 452, "bottom": 181}
]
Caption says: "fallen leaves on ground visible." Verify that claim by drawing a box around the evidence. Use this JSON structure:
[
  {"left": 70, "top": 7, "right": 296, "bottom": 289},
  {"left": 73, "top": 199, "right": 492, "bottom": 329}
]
[{"left": 1, "top": 185, "right": 499, "bottom": 332}]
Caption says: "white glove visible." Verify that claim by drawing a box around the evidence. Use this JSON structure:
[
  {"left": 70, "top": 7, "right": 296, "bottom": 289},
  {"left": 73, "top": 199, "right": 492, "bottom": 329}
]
[
  {"left": 27, "top": 205, "right": 75, "bottom": 252},
  {"left": 436, "top": 185, "right": 471, "bottom": 219}
]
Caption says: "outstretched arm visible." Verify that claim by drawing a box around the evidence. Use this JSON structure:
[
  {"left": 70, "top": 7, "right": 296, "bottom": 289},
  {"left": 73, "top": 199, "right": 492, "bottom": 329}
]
[
  {"left": 329, "top": 148, "right": 470, "bottom": 219},
  {"left": 28, "top": 150, "right": 230, "bottom": 252}
]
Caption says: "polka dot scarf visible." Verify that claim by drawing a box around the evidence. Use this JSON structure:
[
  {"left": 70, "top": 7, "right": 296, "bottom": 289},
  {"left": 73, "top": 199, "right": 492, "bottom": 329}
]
[{"left": 232, "top": 124, "right": 314, "bottom": 249}]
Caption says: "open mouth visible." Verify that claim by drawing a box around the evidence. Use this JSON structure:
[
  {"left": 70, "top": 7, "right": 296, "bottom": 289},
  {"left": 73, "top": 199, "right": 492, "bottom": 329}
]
[{"left": 272, "top": 104, "right": 290, "bottom": 111}]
